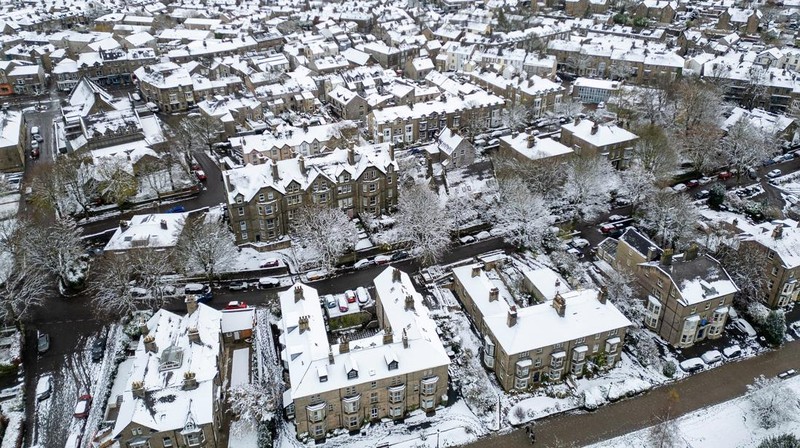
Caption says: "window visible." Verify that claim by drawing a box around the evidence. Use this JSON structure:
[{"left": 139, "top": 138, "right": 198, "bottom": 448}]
[
  {"left": 371, "top": 381, "right": 377, "bottom": 389},
  {"left": 690, "top": 306, "right": 697, "bottom": 314},
  {"left": 238, "top": 207, "right": 244, "bottom": 216},
  {"left": 536, "top": 347, "right": 543, "bottom": 354},
  {"left": 608, "top": 329, "right": 618, "bottom": 336},
  {"left": 593, "top": 343, "right": 599, "bottom": 353},
  {"left": 371, "top": 392, "right": 378, "bottom": 404},
  {"left": 132, "top": 427, "right": 143, "bottom": 436},
  {"left": 163, "top": 438, "right": 173, "bottom": 447},
  {"left": 184, "top": 430, "right": 205, "bottom": 447},
  {"left": 421, "top": 377, "right": 437, "bottom": 395},
  {"left": 576, "top": 337, "right": 585, "bottom": 344},
  {"left": 342, "top": 396, "right": 360, "bottom": 414},
  {"left": 534, "top": 358, "right": 542, "bottom": 367},
  {"left": 768, "top": 251, "right": 775, "bottom": 260},
  {"left": 258, "top": 194, "right": 265, "bottom": 202},
  {"left": 240, "top": 231, "right": 247, "bottom": 240},
  {"left": 388, "top": 385, "right": 405, "bottom": 403},
  {"left": 704, "top": 303, "right": 711, "bottom": 310},
  {"left": 515, "top": 377, "right": 528, "bottom": 389},
  {"left": 239, "top": 221, "right": 247, "bottom": 231},
  {"left": 267, "top": 191, "right": 274, "bottom": 200},
  {"left": 553, "top": 342, "right": 563, "bottom": 350},
  {"left": 772, "top": 266, "right": 779, "bottom": 276},
  {"left": 371, "top": 407, "right": 379, "bottom": 418}
]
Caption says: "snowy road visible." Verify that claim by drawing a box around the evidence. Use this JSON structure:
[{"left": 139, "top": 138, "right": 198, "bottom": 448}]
[{"left": 464, "top": 339, "right": 800, "bottom": 448}]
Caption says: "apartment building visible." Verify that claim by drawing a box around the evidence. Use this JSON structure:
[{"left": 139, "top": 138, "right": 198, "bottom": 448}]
[
  {"left": 228, "top": 121, "right": 355, "bottom": 164},
  {"left": 559, "top": 118, "right": 638, "bottom": 169},
  {"left": 133, "top": 62, "right": 195, "bottom": 112},
  {"left": 223, "top": 143, "right": 398, "bottom": 245},
  {"left": 702, "top": 211, "right": 800, "bottom": 309},
  {"left": 451, "top": 263, "right": 631, "bottom": 391},
  {"left": 368, "top": 91, "right": 504, "bottom": 145},
  {"left": 571, "top": 78, "right": 620, "bottom": 104},
  {"left": 0, "top": 110, "right": 24, "bottom": 171},
  {"left": 95, "top": 298, "right": 224, "bottom": 447},
  {"left": 280, "top": 268, "right": 449, "bottom": 441},
  {"left": 466, "top": 70, "right": 564, "bottom": 118},
  {"left": 633, "top": 0, "right": 677, "bottom": 23}
]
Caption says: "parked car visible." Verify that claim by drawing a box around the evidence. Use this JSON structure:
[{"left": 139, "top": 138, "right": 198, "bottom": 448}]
[
  {"left": 30, "top": 140, "right": 39, "bottom": 149},
  {"left": 166, "top": 205, "right": 185, "bottom": 213},
  {"left": 345, "top": 290, "right": 357, "bottom": 303},
  {"left": 566, "top": 247, "right": 583, "bottom": 258},
  {"left": 475, "top": 230, "right": 492, "bottom": 241},
  {"left": 31, "top": 148, "right": 39, "bottom": 159},
  {"left": 701, "top": 350, "right": 722, "bottom": 364},
  {"left": 30, "top": 126, "right": 39, "bottom": 135},
  {"left": 695, "top": 190, "right": 710, "bottom": 200},
  {"left": 686, "top": 179, "right": 700, "bottom": 188},
  {"left": 608, "top": 215, "right": 626, "bottom": 222},
  {"left": 778, "top": 369, "right": 798, "bottom": 379},
  {"left": 723, "top": 345, "right": 742, "bottom": 359},
  {"left": 571, "top": 238, "right": 590, "bottom": 248},
  {"left": 354, "top": 258, "right": 375, "bottom": 270},
  {"left": 35, "top": 375, "right": 52, "bottom": 401},
  {"left": 732, "top": 318, "right": 757, "bottom": 338},
  {"left": 224, "top": 301, "right": 248, "bottom": 310},
  {"left": 459, "top": 235, "right": 475, "bottom": 244},
  {"left": 600, "top": 224, "right": 617, "bottom": 234},
  {"left": 374, "top": 255, "right": 393, "bottom": 265},
  {"left": 73, "top": 394, "right": 92, "bottom": 418},
  {"left": 37, "top": 331, "right": 50, "bottom": 354},
  {"left": 130, "top": 287, "right": 148, "bottom": 298},
  {"left": 303, "top": 270, "right": 327, "bottom": 282},
  {"left": 323, "top": 294, "right": 336, "bottom": 309},
  {"left": 679, "top": 358, "right": 705, "bottom": 373},
  {"left": 258, "top": 277, "right": 280, "bottom": 288},
  {"left": 260, "top": 258, "right": 279, "bottom": 268},
  {"left": 356, "top": 287, "right": 371, "bottom": 305},
  {"left": 391, "top": 251, "right": 409, "bottom": 261},
  {"left": 672, "top": 183, "right": 688, "bottom": 192},
  {"left": 91, "top": 337, "right": 106, "bottom": 362},
  {"left": 718, "top": 171, "right": 733, "bottom": 180},
  {"left": 131, "top": 93, "right": 141, "bottom": 102},
  {"left": 338, "top": 296, "right": 349, "bottom": 312},
  {"left": 228, "top": 281, "right": 248, "bottom": 291},
  {"left": 767, "top": 169, "right": 782, "bottom": 178},
  {"left": 698, "top": 176, "right": 712, "bottom": 185},
  {"left": 184, "top": 283, "right": 212, "bottom": 302},
  {"left": 195, "top": 170, "right": 207, "bottom": 181}
]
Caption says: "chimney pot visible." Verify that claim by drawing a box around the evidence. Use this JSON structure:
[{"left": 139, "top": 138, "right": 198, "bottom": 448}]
[
  {"left": 340, "top": 335, "right": 350, "bottom": 353},
  {"left": 404, "top": 294, "right": 415, "bottom": 311},
  {"left": 160, "top": 219, "right": 167, "bottom": 229},
  {"left": 392, "top": 268, "right": 401, "bottom": 283},
  {"left": 402, "top": 328, "right": 409, "bottom": 348},
  {"left": 507, "top": 305, "right": 518, "bottom": 327},
  {"left": 489, "top": 287, "right": 499, "bottom": 302},
  {"left": 144, "top": 334, "right": 158, "bottom": 353},
  {"left": 598, "top": 286, "right": 607, "bottom": 304},
  {"left": 185, "top": 294, "right": 198, "bottom": 315},
  {"left": 187, "top": 327, "right": 200, "bottom": 343},
  {"left": 294, "top": 285, "right": 304, "bottom": 302},
  {"left": 182, "top": 371, "right": 198, "bottom": 390},
  {"left": 132, "top": 380, "right": 145, "bottom": 399},
  {"left": 138, "top": 318, "right": 149, "bottom": 336},
  {"left": 471, "top": 265, "right": 481, "bottom": 278},
  {"left": 328, "top": 349, "right": 335, "bottom": 364},
  {"left": 660, "top": 248, "right": 674, "bottom": 266},
  {"left": 383, "top": 326, "right": 393, "bottom": 345},
  {"left": 553, "top": 293, "right": 566, "bottom": 317},
  {"left": 348, "top": 147, "right": 355, "bottom": 164}
]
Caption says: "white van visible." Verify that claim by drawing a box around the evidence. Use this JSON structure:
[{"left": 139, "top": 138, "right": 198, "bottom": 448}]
[{"left": 30, "top": 126, "right": 39, "bottom": 135}]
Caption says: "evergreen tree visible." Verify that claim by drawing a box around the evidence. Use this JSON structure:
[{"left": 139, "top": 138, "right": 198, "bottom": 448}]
[
  {"left": 758, "top": 434, "right": 800, "bottom": 448},
  {"left": 763, "top": 310, "right": 786, "bottom": 347}
]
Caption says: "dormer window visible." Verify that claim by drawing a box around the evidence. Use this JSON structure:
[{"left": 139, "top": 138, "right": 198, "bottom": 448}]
[
  {"left": 235, "top": 195, "right": 243, "bottom": 204},
  {"left": 388, "top": 360, "right": 398, "bottom": 371},
  {"left": 159, "top": 345, "right": 184, "bottom": 371}
]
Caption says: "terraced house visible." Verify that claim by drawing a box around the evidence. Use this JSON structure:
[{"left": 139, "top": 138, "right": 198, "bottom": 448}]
[
  {"left": 223, "top": 143, "right": 397, "bottom": 245},
  {"left": 451, "top": 262, "right": 631, "bottom": 391}
]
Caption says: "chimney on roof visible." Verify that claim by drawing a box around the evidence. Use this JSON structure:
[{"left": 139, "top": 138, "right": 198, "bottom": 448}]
[
  {"left": 772, "top": 225, "right": 784, "bottom": 239},
  {"left": 132, "top": 380, "right": 145, "bottom": 399},
  {"left": 298, "top": 156, "right": 306, "bottom": 174},
  {"left": 120, "top": 220, "right": 130, "bottom": 230},
  {"left": 591, "top": 123, "right": 599, "bottom": 135},
  {"left": 404, "top": 294, "right": 415, "bottom": 311},
  {"left": 527, "top": 134, "right": 536, "bottom": 148},
  {"left": 574, "top": 116, "right": 581, "bottom": 126},
  {"left": 388, "top": 143, "right": 395, "bottom": 161},
  {"left": 598, "top": 285, "right": 608, "bottom": 304},
  {"left": 339, "top": 335, "right": 350, "bottom": 353},
  {"left": 348, "top": 147, "right": 355, "bottom": 165},
  {"left": 138, "top": 318, "right": 149, "bottom": 336},
  {"left": 660, "top": 248, "right": 674, "bottom": 266},
  {"left": 383, "top": 326, "right": 393, "bottom": 345},
  {"left": 471, "top": 265, "right": 481, "bottom": 278},
  {"left": 185, "top": 294, "right": 198, "bottom": 315},
  {"left": 144, "top": 334, "right": 158, "bottom": 353},
  {"left": 684, "top": 244, "right": 699, "bottom": 261},
  {"left": 271, "top": 159, "right": 279, "bottom": 180},
  {"left": 182, "top": 371, "right": 198, "bottom": 390},
  {"left": 507, "top": 305, "right": 518, "bottom": 327},
  {"left": 294, "top": 285, "right": 304, "bottom": 302},
  {"left": 328, "top": 348, "right": 335, "bottom": 364},
  {"left": 160, "top": 219, "right": 167, "bottom": 230},
  {"left": 552, "top": 293, "right": 566, "bottom": 317},
  {"left": 187, "top": 326, "right": 200, "bottom": 344},
  {"left": 402, "top": 328, "right": 409, "bottom": 348},
  {"left": 489, "top": 287, "right": 499, "bottom": 302},
  {"left": 298, "top": 315, "right": 310, "bottom": 333},
  {"left": 392, "top": 267, "right": 402, "bottom": 283},
  {"left": 647, "top": 246, "right": 658, "bottom": 262}
]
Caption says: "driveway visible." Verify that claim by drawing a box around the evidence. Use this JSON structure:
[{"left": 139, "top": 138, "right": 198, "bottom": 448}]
[{"left": 465, "top": 340, "right": 800, "bottom": 448}]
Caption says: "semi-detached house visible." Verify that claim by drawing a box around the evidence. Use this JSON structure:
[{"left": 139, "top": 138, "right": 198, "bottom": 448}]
[
  {"left": 452, "top": 263, "right": 631, "bottom": 391},
  {"left": 281, "top": 268, "right": 449, "bottom": 441}
]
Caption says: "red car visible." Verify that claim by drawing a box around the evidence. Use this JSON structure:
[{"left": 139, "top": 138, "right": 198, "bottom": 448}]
[
  {"left": 74, "top": 394, "right": 92, "bottom": 418},
  {"left": 718, "top": 171, "right": 733, "bottom": 180},
  {"left": 224, "top": 301, "right": 248, "bottom": 310},
  {"left": 260, "top": 258, "right": 279, "bottom": 268},
  {"left": 345, "top": 290, "right": 356, "bottom": 303},
  {"left": 195, "top": 170, "right": 207, "bottom": 181},
  {"left": 30, "top": 148, "right": 39, "bottom": 160},
  {"left": 600, "top": 224, "right": 617, "bottom": 234},
  {"left": 686, "top": 179, "right": 699, "bottom": 188}
]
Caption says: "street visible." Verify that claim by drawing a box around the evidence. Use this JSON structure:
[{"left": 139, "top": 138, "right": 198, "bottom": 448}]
[{"left": 465, "top": 339, "right": 800, "bottom": 448}]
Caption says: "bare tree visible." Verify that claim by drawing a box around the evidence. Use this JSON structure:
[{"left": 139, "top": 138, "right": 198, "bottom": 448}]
[
  {"left": 492, "top": 154, "right": 565, "bottom": 201},
  {"left": 181, "top": 114, "right": 224, "bottom": 154},
  {"left": 174, "top": 214, "right": 237, "bottom": 283},
  {"left": 28, "top": 162, "right": 65, "bottom": 217},
  {"left": 717, "top": 242, "right": 770, "bottom": 308},
  {"left": 639, "top": 190, "right": 699, "bottom": 248},
  {"left": 89, "top": 249, "right": 173, "bottom": 317},
  {"left": 228, "top": 383, "right": 276, "bottom": 429},
  {"left": 620, "top": 165, "right": 656, "bottom": 213},
  {"left": 747, "top": 375, "right": 799, "bottom": 429},
  {"left": 94, "top": 156, "right": 138, "bottom": 206},
  {"left": 23, "top": 217, "right": 88, "bottom": 293},
  {"left": 501, "top": 104, "right": 529, "bottom": 131},
  {"left": 291, "top": 205, "right": 357, "bottom": 271},
  {"left": 395, "top": 183, "right": 452, "bottom": 266},
  {"left": 633, "top": 124, "right": 678, "bottom": 182},
  {"left": 721, "top": 117, "right": 776, "bottom": 179},
  {"left": 54, "top": 153, "right": 98, "bottom": 216},
  {"left": 673, "top": 81, "right": 725, "bottom": 173},
  {"left": 648, "top": 389, "right": 682, "bottom": 448},
  {"left": 493, "top": 178, "right": 555, "bottom": 250},
  {"left": 606, "top": 270, "right": 645, "bottom": 325},
  {"left": 0, "top": 218, "right": 46, "bottom": 324},
  {"left": 561, "top": 155, "right": 619, "bottom": 222},
  {"left": 554, "top": 97, "right": 584, "bottom": 118}
]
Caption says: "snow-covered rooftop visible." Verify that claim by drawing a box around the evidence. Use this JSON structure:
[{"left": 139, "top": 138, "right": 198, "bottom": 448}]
[{"left": 104, "top": 212, "right": 188, "bottom": 251}]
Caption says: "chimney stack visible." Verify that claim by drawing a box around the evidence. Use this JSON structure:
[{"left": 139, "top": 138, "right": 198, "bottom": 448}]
[
  {"left": 647, "top": 246, "right": 658, "bottom": 262},
  {"left": 591, "top": 123, "right": 599, "bottom": 135},
  {"left": 144, "top": 334, "right": 158, "bottom": 353},
  {"left": 132, "top": 380, "right": 145, "bottom": 399},
  {"left": 404, "top": 294, "right": 415, "bottom": 311},
  {"left": 187, "top": 327, "right": 200, "bottom": 344},
  {"left": 383, "top": 326, "right": 393, "bottom": 345},
  {"left": 348, "top": 147, "right": 355, "bottom": 165},
  {"left": 772, "top": 225, "right": 784, "bottom": 239},
  {"left": 388, "top": 143, "right": 394, "bottom": 161},
  {"left": 298, "top": 156, "right": 306, "bottom": 174},
  {"left": 402, "top": 328, "right": 409, "bottom": 348},
  {"left": 138, "top": 318, "right": 149, "bottom": 336},
  {"left": 684, "top": 244, "right": 699, "bottom": 261},
  {"left": 552, "top": 293, "right": 566, "bottom": 317},
  {"left": 392, "top": 267, "right": 401, "bottom": 283},
  {"left": 507, "top": 305, "right": 518, "bottom": 327},
  {"left": 489, "top": 287, "right": 499, "bottom": 302},
  {"left": 471, "top": 265, "right": 481, "bottom": 278},
  {"left": 328, "top": 349, "right": 335, "bottom": 365},
  {"left": 185, "top": 294, "right": 198, "bottom": 315},
  {"left": 294, "top": 285, "right": 304, "bottom": 302},
  {"left": 160, "top": 219, "right": 167, "bottom": 230},
  {"left": 660, "top": 248, "right": 674, "bottom": 266},
  {"left": 527, "top": 135, "right": 536, "bottom": 148},
  {"left": 182, "top": 371, "right": 198, "bottom": 390},
  {"left": 339, "top": 335, "right": 350, "bottom": 353},
  {"left": 598, "top": 286, "right": 608, "bottom": 304},
  {"left": 574, "top": 116, "right": 581, "bottom": 126},
  {"left": 298, "top": 315, "right": 309, "bottom": 333}
]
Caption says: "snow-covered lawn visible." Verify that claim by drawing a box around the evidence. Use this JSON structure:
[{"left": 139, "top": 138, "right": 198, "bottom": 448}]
[{"left": 588, "top": 375, "right": 800, "bottom": 448}]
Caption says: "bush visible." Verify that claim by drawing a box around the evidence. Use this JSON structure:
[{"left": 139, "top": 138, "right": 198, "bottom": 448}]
[
  {"left": 662, "top": 360, "right": 677, "bottom": 378},
  {"left": 747, "top": 302, "right": 770, "bottom": 326},
  {"left": 758, "top": 434, "right": 800, "bottom": 448},
  {"left": 709, "top": 184, "right": 726, "bottom": 209},
  {"left": 763, "top": 310, "right": 786, "bottom": 347}
]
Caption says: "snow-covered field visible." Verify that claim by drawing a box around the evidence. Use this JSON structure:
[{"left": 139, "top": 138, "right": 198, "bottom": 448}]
[{"left": 588, "top": 375, "right": 800, "bottom": 448}]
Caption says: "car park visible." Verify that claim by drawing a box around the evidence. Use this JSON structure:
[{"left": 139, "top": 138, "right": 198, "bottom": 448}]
[
  {"left": 258, "top": 277, "right": 280, "bottom": 288},
  {"left": 260, "top": 258, "right": 280, "bottom": 268},
  {"left": 36, "top": 375, "right": 52, "bottom": 401},
  {"left": 701, "top": 350, "right": 722, "bottom": 364},
  {"left": 679, "top": 358, "right": 705, "bottom": 373},
  {"left": 767, "top": 169, "right": 782, "bottom": 178},
  {"left": 73, "top": 394, "right": 92, "bottom": 418},
  {"left": 356, "top": 287, "right": 371, "bottom": 305},
  {"left": 37, "top": 331, "right": 50, "bottom": 354},
  {"left": 732, "top": 318, "right": 757, "bottom": 338},
  {"left": 354, "top": 258, "right": 375, "bottom": 270},
  {"left": 345, "top": 290, "right": 357, "bottom": 303},
  {"left": 91, "top": 337, "right": 106, "bottom": 362},
  {"left": 723, "top": 345, "right": 742, "bottom": 359},
  {"left": 224, "top": 301, "right": 248, "bottom": 310}
]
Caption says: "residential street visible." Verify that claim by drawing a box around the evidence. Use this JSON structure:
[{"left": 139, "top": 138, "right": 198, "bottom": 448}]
[{"left": 465, "top": 339, "right": 800, "bottom": 448}]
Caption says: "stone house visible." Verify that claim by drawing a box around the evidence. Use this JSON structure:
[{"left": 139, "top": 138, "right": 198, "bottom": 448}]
[{"left": 559, "top": 118, "right": 638, "bottom": 169}]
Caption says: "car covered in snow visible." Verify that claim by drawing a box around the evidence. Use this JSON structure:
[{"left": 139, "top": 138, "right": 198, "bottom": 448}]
[
  {"left": 571, "top": 238, "right": 590, "bottom": 248},
  {"left": 354, "top": 258, "right": 375, "bottom": 270},
  {"left": 303, "top": 270, "right": 327, "bottom": 282},
  {"left": 37, "top": 331, "right": 49, "bottom": 354},
  {"left": 36, "top": 375, "right": 51, "bottom": 401},
  {"left": 356, "top": 287, "right": 371, "bottom": 305},
  {"left": 322, "top": 295, "right": 336, "bottom": 309},
  {"left": 767, "top": 169, "right": 782, "bottom": 179},
  {"left": 344, "top": 290, "right": 357, "bottom": 303},
  {"left": 184, "top": 283, "right": 212, "bottom": 302},
  {"left": 672, "top": 183, "right": 688, "bottom": 192},
  {"left": 459, "top": 235, "right": 475, "bottom": 244},
  {"left": 260, "top": 258, "right": 280, "bottom": 268},
  {"left": 778, "top": 369, "right": 797, "bottom": 379},
  {"left": 258, "top": 277, "right": 280, "bottom": 289},
  {"left": 374, "top": 254, "right": 393, "bottom": 265},
  {"left": 700, "top": 350, "right": 722, "bottom": 364},
  {"left": 600, "top": 224, "right": 617, "bottom": 234},
  {"left": 228, "top": 281, "right": 248, "bottom": 291},
  {"left": 475, "top": 230, "right": 492, "bottom": 241},
  {"left": 224, "top": 301, "right": 248, "bottom": 310},
  {"left": 91, "top": 337, "right": 106, "bottom": 362},
  {"left": 732, "top": 318, "right": 757, "bottom": 338},
  {"left": 338, "top": 296, "right": 349, "bottom": 312},
  {"left": 73, "top": 394, "right": 92, "bottom": 418},
  {"left": 723, "top": 345, "right": 742, "bottom": 359},
  {"left": 679, "top": 358, "right": 705, "bottom": 373}
]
